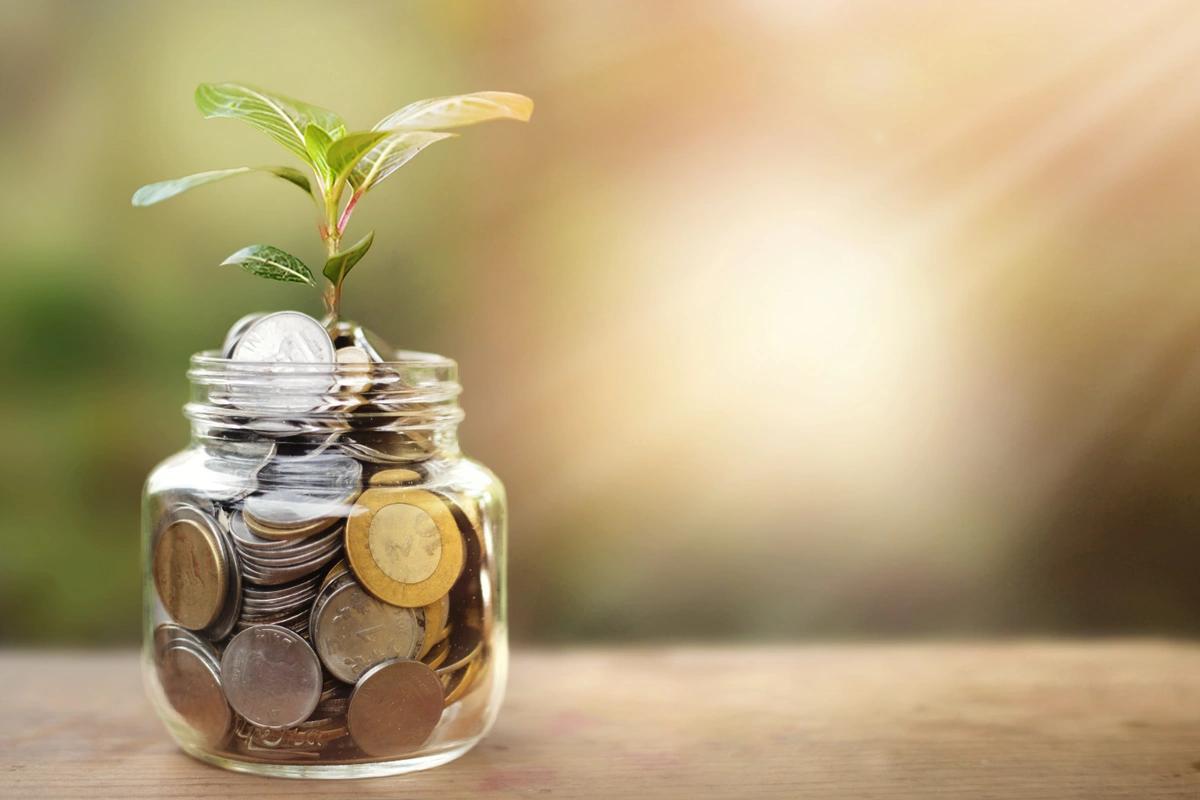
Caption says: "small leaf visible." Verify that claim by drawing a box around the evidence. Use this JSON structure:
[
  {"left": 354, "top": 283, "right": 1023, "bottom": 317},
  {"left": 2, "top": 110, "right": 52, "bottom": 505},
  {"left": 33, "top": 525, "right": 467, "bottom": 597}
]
[
  {"left": 349, "top": 131, "right": 455, "bottom": 193},
  {"left": 195, "top": 82, "right": 346, "bottom": 164},
  {"left": 304, "top": 125, "right": 334, "bottom": 185},
  {"left": 323, "top": 231, "right": 375, "bottom": 286},
  {"left": 373, "top": 91, "right": 533, "bottom": 131},
  {"left": 325, "top": 131, "right": 391, "bottom": 186},
  {"left": 131, "top": 166, "right": 311, "bottom": 206},
  {"left": 221, "top": 244, "right": 314, "bottom": 285}
]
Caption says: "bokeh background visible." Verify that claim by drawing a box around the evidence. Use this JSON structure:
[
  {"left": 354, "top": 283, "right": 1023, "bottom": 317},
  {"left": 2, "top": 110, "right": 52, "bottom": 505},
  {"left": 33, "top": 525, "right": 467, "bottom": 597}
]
[{"left": 2, "top": 0, "right": 1200, "bottom": 644}]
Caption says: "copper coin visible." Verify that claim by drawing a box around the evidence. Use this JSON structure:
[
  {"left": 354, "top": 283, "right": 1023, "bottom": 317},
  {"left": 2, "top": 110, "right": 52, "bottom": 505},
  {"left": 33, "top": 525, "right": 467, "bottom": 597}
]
[
  {"left": 220, "top": 625, "right": 322, "bottom": 728},
  {"left": 347, "top": 659, "right": 444, "bottom": 756},
  {"left": 153, "top": 515, "right": 228, "bottom": 630}
]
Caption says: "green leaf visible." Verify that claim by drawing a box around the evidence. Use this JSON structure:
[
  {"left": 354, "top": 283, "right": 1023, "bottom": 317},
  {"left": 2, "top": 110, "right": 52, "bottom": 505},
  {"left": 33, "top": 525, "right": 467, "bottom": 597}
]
[
  {"left": 348, "top": 131, "right": 455, "bottom": 193},
  {"left": 373, "top": 91, "right": 533, "bottom": 131},
  {"left": 195, "top": 82, "right": 346, "bottom": 163},
  {"left": 304, "top": 125, "right": 334, "bottom": 185},
  {"left": 131, "top": 166, "right": 311, "bottom": 206},
  {"left": 221, "top": 244, "right": 315, "bottom": 285},
  {"left": 325, "top": 130, "right": 391, "bottom": 186},
  {"left": 322, "top": 230, "right": 375, "bottom": 286}
]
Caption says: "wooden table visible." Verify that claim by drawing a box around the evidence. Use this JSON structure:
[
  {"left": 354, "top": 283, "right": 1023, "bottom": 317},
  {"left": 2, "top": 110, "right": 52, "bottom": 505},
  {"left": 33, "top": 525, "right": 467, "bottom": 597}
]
[{"left": 1, "top": 643, "right": 1197, "bottom": 798}]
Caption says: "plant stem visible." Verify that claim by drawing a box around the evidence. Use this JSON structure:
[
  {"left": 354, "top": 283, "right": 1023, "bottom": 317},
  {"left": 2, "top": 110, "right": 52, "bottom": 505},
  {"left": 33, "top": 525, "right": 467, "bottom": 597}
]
[
  {"left": 337, "top": 190, "right": 362, "bottom": 235},
  {"left": 321, "top": 184, "right": 343, "bottom": 323}
]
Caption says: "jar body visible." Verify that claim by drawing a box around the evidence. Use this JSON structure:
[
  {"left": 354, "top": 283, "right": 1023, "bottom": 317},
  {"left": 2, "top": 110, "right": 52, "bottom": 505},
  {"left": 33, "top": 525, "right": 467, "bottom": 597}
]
[{"left": 141, "top": 353, "right": 506, "bottom": 778}]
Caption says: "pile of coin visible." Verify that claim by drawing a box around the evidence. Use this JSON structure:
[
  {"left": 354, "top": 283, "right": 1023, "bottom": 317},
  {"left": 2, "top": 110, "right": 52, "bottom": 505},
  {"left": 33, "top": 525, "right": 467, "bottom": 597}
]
[{"left": 148, "top": 311, "right": 492, "bottom": 764}]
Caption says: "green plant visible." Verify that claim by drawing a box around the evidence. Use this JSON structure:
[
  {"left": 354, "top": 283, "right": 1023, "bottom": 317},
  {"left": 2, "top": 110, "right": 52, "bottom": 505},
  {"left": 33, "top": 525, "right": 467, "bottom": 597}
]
[{"left": 132, "top": 83, "right": 533, "bottom": 321}]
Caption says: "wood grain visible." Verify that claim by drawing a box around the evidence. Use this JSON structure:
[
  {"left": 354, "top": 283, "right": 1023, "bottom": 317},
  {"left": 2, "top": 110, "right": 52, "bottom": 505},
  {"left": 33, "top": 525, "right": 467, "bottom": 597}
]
[{"left": 1, "top": 643, "right": 1198, "bottom": 798}]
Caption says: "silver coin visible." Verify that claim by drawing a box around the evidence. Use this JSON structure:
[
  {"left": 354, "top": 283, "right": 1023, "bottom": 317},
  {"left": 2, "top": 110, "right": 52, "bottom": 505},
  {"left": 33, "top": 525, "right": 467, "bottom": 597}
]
[
  {"left": 220, "top": 625, "right": 322, "bottom": 729},
  {"left": 239, "top": 538, "right": 342, "bottom": 569},
  {"left": 230, "top": 512, "right": 341, "bottom": 555},
  {"left": 247, "top": 549, "right": 341, "bottom": 582},
  {"left": 242, "top": 574, "right": 322, "bottom": 601},
  {"left": 244, "top": 453, "right": 361, "bottom": 529},
  {"left": 235, "top": 523, "right": 344, "bottom": 559},
  {"left": 203, "top": 510, "right": 243, "bottom": 640},
  {"left": 153, "top": 622, "right": 193, "bottom": 659},
  {"left": 221, "top": 312, "right": 269, "bottom": 358},
  {"left": 239, "top": 546, "right": 343, "bottom": 586},
  {"left": 232, "top": 311, "right": 334, "bottom": 364},
  {"left": 230, "top": 311, "right": 335, "bottom": 413},
  {"left": 312, "top": 578, "right": 425, "bottom": 684},
  {"left": 157, "top": 636, "right": 232, "bottom": 745},
  {"left": 235, "top": 606, "right": 310, "bottom": 631}
]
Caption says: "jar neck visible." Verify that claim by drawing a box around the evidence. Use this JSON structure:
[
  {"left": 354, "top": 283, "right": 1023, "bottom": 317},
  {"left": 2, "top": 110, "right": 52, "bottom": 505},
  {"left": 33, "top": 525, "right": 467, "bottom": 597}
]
[{"left": 184, "top": 350, "right": 464, "bottom": 462}]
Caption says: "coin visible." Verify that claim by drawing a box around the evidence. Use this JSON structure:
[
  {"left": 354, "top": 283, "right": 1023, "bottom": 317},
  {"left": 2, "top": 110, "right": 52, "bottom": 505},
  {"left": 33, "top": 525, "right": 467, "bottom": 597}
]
[
  {"left": 421, "top": 637, "right": 450, "bottom": 670},
  {"left": 221, "top": 312, "right": 269, "bottom": 358},
  {"left": 329, "top": 322, "right": 393, "bottom": 363},
  {"left": 336, "top": 346, "right": 373, "bottom": 395},
  {"left": 221, "top": 625, "right": 323, "bottom": 729},
  {"left": 341, "top": 430, "right": 439, "bottom": 464},
  {"left": 345, "top": 488, "right": 465, "bottom": 608},
  {"left": 230, "top": 311, "right": 335, "bottom": 413},
  {"left": 442, "top": 655, "right": 483, "bottom": 705},
  {"left": 153, "top": 622, "right": 192, "bottom": 659},
  {"left": 203, "top": 509, "right": 243, "bottom": 640},
  {"left": 367, "top": 466, "right": 426, "bottom": 487},
  {"left": 157, "top": 633, "right": 232, "bottom": 745},
  {"left": 243, "top": 452, "right": 361, "bottom": 532},
  {"left": 232, "top": 310, "right": 334, "bottom": 364},
  {"left": 347, "top": 659, "right": 444, "bottom": 756},
  {"left": 153, "top": 512, "right": 228, "bottom": 630},
  {"left": 418, "top": 594, "right": 450, "bottom": 658},
  {"left": 243, "top": 508, "right": 339, "bottom": 541},
  {"left": 320, "top": 558, "right": 350, "bottom": 591},
  {"left": 437, "top": 626, "right": 482, "bottom": 675},
  {"left": 312, "top": 578, "right": 425, "bottom": 683}
]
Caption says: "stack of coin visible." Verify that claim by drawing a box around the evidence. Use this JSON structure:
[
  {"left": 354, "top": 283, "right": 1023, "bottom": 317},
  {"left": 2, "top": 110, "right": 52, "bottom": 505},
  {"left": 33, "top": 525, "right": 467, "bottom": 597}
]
[
  {"left": 229, "top": 511, "right": 345, "bottom": 589},
  {"left": 154, "top": 625, "right": 231, "bottom": 746},
  {"left": 149, "top": 310, "right": 495, "bottom": 766},
  {"left": 237, "top": 574, "right": 323, "bottom": 636}
]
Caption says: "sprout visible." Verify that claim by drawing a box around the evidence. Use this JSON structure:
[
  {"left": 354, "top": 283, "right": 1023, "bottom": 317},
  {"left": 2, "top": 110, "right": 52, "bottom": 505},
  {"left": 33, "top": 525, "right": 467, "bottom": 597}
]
[{"left": 133, "top": 83, "right": 533, "bottom": 322}]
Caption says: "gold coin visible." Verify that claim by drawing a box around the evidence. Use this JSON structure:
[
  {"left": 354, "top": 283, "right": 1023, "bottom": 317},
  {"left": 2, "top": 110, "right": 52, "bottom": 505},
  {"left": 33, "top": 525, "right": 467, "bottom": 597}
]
[
  {"left": 243, "top": 508, "right": 338, "bottom": 541},
  {"left": 320, "top": 558, "right": 349, "bottom": 592},
  {"left": 422, "top": 637, "right": 450, "bottom": 670},
  {"left": 153, "top": 516, "right": 227, "bottom": 630},
  {"left": 345, "top": 488, "right": 464, "bottom": 608},
  {"left": 436, "top": 626, "right": 482, "bottom": 676},
  {"left": 417, "top": 595, "right": 450, "bottom": 658},
  {"left": 367, "top": 467, "right": 425, "bottom": 487},
  {"left": 442, "top": 655, "right": 483, "bottom": 705},
  {"left": 439, "top": 492, "right": 492, "bottom": 638}
]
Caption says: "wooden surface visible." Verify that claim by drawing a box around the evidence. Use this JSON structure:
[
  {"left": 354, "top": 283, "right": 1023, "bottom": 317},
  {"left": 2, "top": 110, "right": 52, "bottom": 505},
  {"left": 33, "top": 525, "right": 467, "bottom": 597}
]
[{"left": 1, "top": 642, "right": 1198, "bottom": 798}]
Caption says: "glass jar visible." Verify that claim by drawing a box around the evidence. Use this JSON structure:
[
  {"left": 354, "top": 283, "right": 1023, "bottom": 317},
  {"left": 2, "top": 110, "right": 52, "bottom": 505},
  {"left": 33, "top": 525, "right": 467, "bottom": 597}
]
[{"left": 141, "top": 347, "right": 507, "bottom": 778}]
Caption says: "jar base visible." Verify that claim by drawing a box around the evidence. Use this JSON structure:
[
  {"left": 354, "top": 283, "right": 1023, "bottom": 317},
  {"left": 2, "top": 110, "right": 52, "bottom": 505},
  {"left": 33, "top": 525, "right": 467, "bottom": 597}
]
[{"left": 178, "top": 739, "right": 478, "bottom": 780}]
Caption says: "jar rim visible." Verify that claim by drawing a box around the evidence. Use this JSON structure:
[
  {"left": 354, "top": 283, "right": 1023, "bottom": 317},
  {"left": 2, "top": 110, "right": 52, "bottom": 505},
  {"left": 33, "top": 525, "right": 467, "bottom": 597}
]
[
  {"left": 190, "top": 349, "right": 458, "bottom": 373},
  {"left": 185, "top": 347, "right": 464, "bottom": 429}
]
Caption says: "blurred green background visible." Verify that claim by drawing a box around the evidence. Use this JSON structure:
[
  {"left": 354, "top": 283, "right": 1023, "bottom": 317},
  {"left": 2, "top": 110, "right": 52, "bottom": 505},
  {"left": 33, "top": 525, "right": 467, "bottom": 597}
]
[{"left": 3, "top": 1, "right": 1200, "bottom": 644}]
